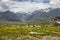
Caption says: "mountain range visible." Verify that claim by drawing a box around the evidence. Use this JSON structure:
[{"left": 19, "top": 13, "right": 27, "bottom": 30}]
[{"left": 0, "top": 8, "right": 60, "bottom": 21}]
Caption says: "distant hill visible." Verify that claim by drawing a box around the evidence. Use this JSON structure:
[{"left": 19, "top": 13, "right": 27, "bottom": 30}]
[
  {"left": 26, "top": 8, "right": 60, "bottom": 20},
  {"left": 0, "top": 11, "right": 28, "bottom": 21},
  {"left": 0, "top": 8, "right": 60, "bottom": 21}
]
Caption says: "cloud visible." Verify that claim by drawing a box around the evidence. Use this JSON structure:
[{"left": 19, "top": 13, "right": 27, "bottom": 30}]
[
  {"left": 0, "top": 0, "right": 60, "bottom": 13},
  {"left": 9, "top": 2, "right": 50, "bottom": 13},
  {"left": 49, "top": 0, "right": 60, "bottom": 8},
  {"left": 14, "top": 0, "right": 50, "bottom": 3}
]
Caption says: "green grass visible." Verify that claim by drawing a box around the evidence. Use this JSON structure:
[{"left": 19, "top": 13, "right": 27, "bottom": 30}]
[{"left": 0, "top": 20, "right": 60, "bottom": 40}]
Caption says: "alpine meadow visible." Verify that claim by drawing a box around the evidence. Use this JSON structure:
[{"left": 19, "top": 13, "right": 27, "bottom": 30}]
[{"left": 0, "top": 0, "right": 60, "bottom": 40}]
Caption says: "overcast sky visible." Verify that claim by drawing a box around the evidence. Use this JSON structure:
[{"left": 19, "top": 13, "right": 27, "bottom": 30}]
[{"left": 0, "top": 0, "right": 60, "bottom": 13}]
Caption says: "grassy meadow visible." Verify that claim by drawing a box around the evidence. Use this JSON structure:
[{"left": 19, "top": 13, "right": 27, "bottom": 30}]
[{"left": 0, "top": 20, "right": 60, "bottom": 40}]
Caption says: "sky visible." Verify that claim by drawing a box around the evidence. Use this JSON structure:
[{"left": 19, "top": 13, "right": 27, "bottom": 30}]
[{"left": 0, "top": 0, "right": 60, "bottom": 13}]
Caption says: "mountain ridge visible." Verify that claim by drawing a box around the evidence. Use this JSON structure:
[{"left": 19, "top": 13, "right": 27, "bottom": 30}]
[{"left": 0, "top": 8, "right": 60, "bottom": 21}]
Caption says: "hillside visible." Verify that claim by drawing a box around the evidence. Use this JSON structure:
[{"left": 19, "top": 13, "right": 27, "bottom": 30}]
[
  {"left": 0, "top": 8, "right": 60, "bottom": 21},
  {"left": 0, "top": 20, "right": 60, "bottom": 40}
]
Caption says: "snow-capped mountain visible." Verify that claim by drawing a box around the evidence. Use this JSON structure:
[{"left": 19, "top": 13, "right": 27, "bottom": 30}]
[{"left": 0, "top": 8, "right": 60, "bottom": 21}]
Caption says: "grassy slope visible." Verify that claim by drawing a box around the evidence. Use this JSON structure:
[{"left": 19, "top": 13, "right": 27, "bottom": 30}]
[{"left": 0, "top": 20, "right": 60, "bottom": 40}]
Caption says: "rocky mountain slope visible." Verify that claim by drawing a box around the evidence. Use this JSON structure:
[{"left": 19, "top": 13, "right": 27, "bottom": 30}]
[{"left": 0, "top": 8, "right": 60, "bottom": 21}]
